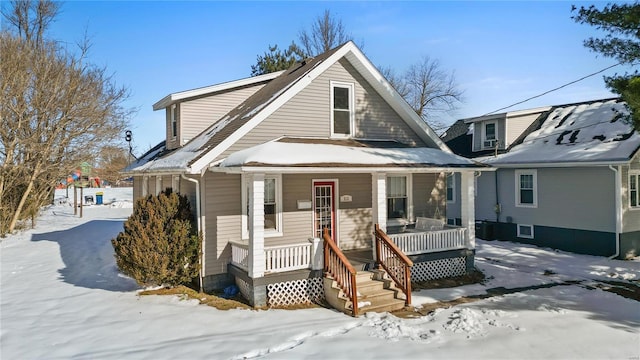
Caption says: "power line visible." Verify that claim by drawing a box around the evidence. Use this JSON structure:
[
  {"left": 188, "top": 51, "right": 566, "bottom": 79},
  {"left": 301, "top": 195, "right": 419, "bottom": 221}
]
[{"left": 483, "top": 62, "right": 623, "bottom": 116}]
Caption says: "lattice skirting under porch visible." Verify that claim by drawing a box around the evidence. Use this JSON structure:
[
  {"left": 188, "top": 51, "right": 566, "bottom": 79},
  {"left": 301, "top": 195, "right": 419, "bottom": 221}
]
[
  {"left": 267, "top": 278, "right": 324, "bottom": 307},
  {"left": 411, "top": 257, "right": 466, "bottom": 282}
]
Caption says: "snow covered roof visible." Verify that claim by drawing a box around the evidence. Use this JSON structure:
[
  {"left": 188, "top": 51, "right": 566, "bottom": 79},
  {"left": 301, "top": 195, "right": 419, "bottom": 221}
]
[
  {"left": 483, "top": 99, "right": 640, "bottom": 166},
  {"left": 130, "top": 41, "right": 451, "bottom": 174},
  {"left": 214, "top": 137, "right": 484, "bottom": 172}
]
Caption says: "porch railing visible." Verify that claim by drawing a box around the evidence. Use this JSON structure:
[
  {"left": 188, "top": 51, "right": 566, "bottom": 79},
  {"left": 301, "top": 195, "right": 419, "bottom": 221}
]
[
  {"left": 374, "top": 224, "right": 413, "bottom": 306},
  {"left": 389, "top": 227, "right": 467, "bottom": 255},
  {"left": 323, "top": 228, "right": 359, "bottom": 317},
  {"left": 229, "top": 240, "right": 313, "bottom": 274}
]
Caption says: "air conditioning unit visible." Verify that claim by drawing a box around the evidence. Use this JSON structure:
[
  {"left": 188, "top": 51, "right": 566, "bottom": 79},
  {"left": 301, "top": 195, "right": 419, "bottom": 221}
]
[{"left": 483, "top": 139, "right": 497, "bottom": 148}]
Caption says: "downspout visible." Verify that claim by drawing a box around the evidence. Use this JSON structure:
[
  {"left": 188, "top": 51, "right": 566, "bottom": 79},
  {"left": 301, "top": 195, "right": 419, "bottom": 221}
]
[
  {"left": 608, "top": 165, "right": 621, "bottom": 259},
  {"left": 182, "top": 173, "right": 203, "bottom": 291},
  {"left": 494, "top": 169, "right": 501, "bottom": 222}
]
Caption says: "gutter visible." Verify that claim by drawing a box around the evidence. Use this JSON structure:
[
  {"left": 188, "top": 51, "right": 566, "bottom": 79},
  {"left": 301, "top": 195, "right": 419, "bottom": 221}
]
[
  {"left": 181, "top": 174, "right": 204, "bottom": 291},
  {"left": 608, "top": 165, "right": 622, "bottom": 259}
]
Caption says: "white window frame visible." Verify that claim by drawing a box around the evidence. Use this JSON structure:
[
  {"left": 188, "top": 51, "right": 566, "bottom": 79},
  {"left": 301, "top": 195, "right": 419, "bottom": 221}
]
[
  {"left": 630, "top": 171, "right": 640, "bottom": 209},
  {"left": 517, "top": 224, "right": 534, "bottom": 239},
  {"left": 482, "top": 121, "right": 497, "bottom": 149},
  {"left": 242, "top": 174, "right": 283, "bottom": 239},
  {"left": 515, "top": 169, "right": 537, "bottom": 208},
  {"left": 170, "top": 104, "right": 178, "bottom": 139},
  {"left": 386, "top": 174, "right": 413, "bottom": 226},
  {"left": 446, "top": 173, "right": 456, "bottom": 203},
  {"left": 330, "top": 81, "right": 355, "bottom": 138}
]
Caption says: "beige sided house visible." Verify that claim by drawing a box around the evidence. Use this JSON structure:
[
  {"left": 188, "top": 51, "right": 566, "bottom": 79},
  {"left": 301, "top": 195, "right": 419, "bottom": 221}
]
[{"left": 127, "top": 42, "right": 490, "bottom": 316}]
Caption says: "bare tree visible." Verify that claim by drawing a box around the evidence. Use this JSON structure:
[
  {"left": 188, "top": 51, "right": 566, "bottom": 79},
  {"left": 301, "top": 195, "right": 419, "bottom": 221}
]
[
  {"left": 1, "top": 0, "right": 60, "bottom": 45},
  {"left": 0, "top": 0, "right": 131, "bottom": 234},
  {"left": 298, "top": 9, "right": 354, "bottom": 57},
  {"left": 380, "top": 57, "right": 463, "bottom": 132},
  {"left": 94, "top": 146, "right": 130, "bottom": 186}
]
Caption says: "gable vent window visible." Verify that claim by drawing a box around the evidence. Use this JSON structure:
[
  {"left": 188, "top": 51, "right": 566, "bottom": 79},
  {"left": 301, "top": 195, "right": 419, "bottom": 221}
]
[{"left": 331, "top": 82, "right": 354, "bottom": 137}]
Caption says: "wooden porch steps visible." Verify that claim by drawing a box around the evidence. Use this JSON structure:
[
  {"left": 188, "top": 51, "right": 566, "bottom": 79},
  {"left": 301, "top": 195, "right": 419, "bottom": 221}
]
[{"left": 324, "top": 270, "right": 407, "bottom": 316}]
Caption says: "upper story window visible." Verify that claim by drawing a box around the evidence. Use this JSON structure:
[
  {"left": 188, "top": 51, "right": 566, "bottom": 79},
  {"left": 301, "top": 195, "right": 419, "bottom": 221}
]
[
  {"left": 170, "top": 104, "right": 178, "bottom": 139},
  {"left": 446, "top": 173, "right": 455, "bottom": 203},
  {"left": 515, "top": 169, "right": 537, "bottom": 208},
  {"left": 483, "top": 121, "right": 497, "bottom": 149},
  {"left": 630, "top": 171, "right": 639, "bottom": 208},
  {"left": 331, "top": 81, "right": 354, "bottom": 137}
]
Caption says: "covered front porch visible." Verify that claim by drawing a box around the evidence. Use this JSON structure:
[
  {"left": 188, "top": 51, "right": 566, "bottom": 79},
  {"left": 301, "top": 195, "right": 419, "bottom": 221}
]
[{"left": 210, "top": 137, "right": 487, "bottom": 308}]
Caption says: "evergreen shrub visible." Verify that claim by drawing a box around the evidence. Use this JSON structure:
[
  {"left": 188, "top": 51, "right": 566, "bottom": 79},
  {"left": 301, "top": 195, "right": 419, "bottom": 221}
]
[{"left": 112, "top": 189, "right": 200, "bottom": 287}]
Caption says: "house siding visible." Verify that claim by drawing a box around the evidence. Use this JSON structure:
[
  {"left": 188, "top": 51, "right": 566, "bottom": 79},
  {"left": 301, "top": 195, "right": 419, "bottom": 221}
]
[
  {"left": 220, "top": 58, "right": 426, "bottom": 159},
  {"left": 179, "top": 84, "right": 266, "bottom": 147},
  {"left": 476, "top": 172, "right": 498, "bottom": 222},
  {"left": 204, "top": 172, "right": 241, "bottom": 276},
  {"left": 495, "top": 167, "right": 615, "bottom": 232},
  {"left": 133, "top": 175, "right": 143, "bottom": 201},
  {"left": 504, "top": 113, "right": 539, "bottom": 147}
]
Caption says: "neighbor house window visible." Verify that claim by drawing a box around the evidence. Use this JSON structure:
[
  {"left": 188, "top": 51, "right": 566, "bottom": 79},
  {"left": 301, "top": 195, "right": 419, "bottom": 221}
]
[
  {"left": 446, "top": 173, "right": 455, "bottom": 203},
  {"left": 515, "top": 170, "right": 537, "bottom": 207},
  {"left": 170, "top": 104, "right": 178, "bottom": 139},
  {"left": 483, "top": 121, "right": 497, "bottom": 149},
  {"left": 387, "top": 175, "right": 409, "bottom": 220},
  {"left": 331, "top": 81, "right": 354, "bottom": 137},
  {"left": 630, "top": 172, "right": 639, "bottom": 208},
  {"left": 242, "top": 175, "right": 282, "bottom": 239},
  {"left": 517, "top": 224, "right": 534, "bottom": 239}
]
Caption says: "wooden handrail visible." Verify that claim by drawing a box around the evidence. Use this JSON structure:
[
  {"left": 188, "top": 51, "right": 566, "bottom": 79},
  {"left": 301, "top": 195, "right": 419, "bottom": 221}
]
[
  {"left": 322, "top": 228, "right": 359, "bottom": 316},
  {"left": 374, "top": 224, "right": 413, "bottom": 306}
]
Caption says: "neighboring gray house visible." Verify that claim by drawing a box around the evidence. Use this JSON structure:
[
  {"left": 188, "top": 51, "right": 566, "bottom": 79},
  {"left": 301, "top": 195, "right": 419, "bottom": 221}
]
[
  {"left": 443, "top": 98, "right": 640, "bottom": 259},
  {"left": 126, "top": 42, "right": 490, "bottom": 315}
]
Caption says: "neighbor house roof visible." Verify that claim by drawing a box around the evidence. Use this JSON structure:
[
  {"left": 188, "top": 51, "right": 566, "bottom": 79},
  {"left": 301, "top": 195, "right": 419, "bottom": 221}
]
[
  {"left": 482, "top": 98, "right": 640, "bottom": 166},
  {"left": 129, "top": 41, "right": 451, "bottom": 175},
  {"left": 212, "top": 137, "right": 485, "bottom": 173}
]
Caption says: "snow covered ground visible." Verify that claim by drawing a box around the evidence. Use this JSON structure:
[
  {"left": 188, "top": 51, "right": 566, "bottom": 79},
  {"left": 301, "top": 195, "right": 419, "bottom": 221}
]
[{"left": 1, "top": 188, "right": 638, "bottom": 359}]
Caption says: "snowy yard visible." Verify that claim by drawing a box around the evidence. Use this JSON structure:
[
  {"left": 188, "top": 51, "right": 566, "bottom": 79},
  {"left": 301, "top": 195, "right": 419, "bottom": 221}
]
[{"left": 1, "top": 188, "right": 639, "bottom": 359}]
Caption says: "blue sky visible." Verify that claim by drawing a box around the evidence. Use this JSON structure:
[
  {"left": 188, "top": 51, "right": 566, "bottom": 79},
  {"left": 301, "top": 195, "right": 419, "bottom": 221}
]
[{"left": 36, "top": 1, "right": 635, "bottom": 152}]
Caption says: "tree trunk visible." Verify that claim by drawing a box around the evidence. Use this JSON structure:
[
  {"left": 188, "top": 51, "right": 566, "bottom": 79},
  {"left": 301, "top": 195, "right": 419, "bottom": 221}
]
[{"left": 7, "top": 163, "right": 40, "bottom": 233}]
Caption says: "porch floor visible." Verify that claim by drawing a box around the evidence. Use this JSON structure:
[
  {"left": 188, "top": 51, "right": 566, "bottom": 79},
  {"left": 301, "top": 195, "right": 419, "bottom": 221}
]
[{"left": 343, "top": 248, "right": 375, "bottom": 271}]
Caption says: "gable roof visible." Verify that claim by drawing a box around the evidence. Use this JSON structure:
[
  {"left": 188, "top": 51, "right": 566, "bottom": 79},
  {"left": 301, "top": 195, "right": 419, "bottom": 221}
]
[
  {"left": 483, "top": 98, "right": 640, "bottom": 166},
  {"left": 131, "top": 41, "right": 451, "bottom": 174}
]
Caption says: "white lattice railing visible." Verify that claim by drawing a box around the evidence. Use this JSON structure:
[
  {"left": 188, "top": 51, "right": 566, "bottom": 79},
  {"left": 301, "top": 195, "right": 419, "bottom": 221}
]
[
  {"left": 229, "top": 241, "right": 313, "bottom": 274},
  {"left": 389, "top": 227, "right": 467, "bottom": 255}
]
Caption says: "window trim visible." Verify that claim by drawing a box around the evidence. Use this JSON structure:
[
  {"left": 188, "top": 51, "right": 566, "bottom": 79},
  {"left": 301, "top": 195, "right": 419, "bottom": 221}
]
[
  {"left": 242, "top": 174, "right": 283, "bottom": 239},
  {"left": 155, "top": 176, "right": 163, "bottom": 196},
  {"left": 515, "top": 169, "right": 538, "bottom": 208},
  {"left": 630, "top": 171, "right": 640, "bottom": 209},
  {"left": 482, "top": 121, "right": 497, "bottom": 149},
  {"left": 517, "top": 224, "right": 534, "bottom": 239},
  {"left": 446, "top": 173, "right": 456, "bottom": 203},
  {"left": 386, "top": 174, "right": 413, "bottom": 226},
  {"left": 172, "top": 175, "right": 180, "bottom": 193},
  {"left": 170, "top": 104, "right": 178, "bottom": 139},
  {"left": 330, "top": 81, "right": 355, "bottom": 138}
]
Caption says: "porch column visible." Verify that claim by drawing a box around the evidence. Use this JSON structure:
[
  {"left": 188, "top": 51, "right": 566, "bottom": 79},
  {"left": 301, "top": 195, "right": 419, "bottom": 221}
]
[
  {"left": 372, "top": 172, "right": 387, "bottom": 232},
  {"left": 248, "top": 173, "right": 265, "bottom": 278},
  {"left": 460, "top": 171, "right": 476, "bottom": 249}
]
